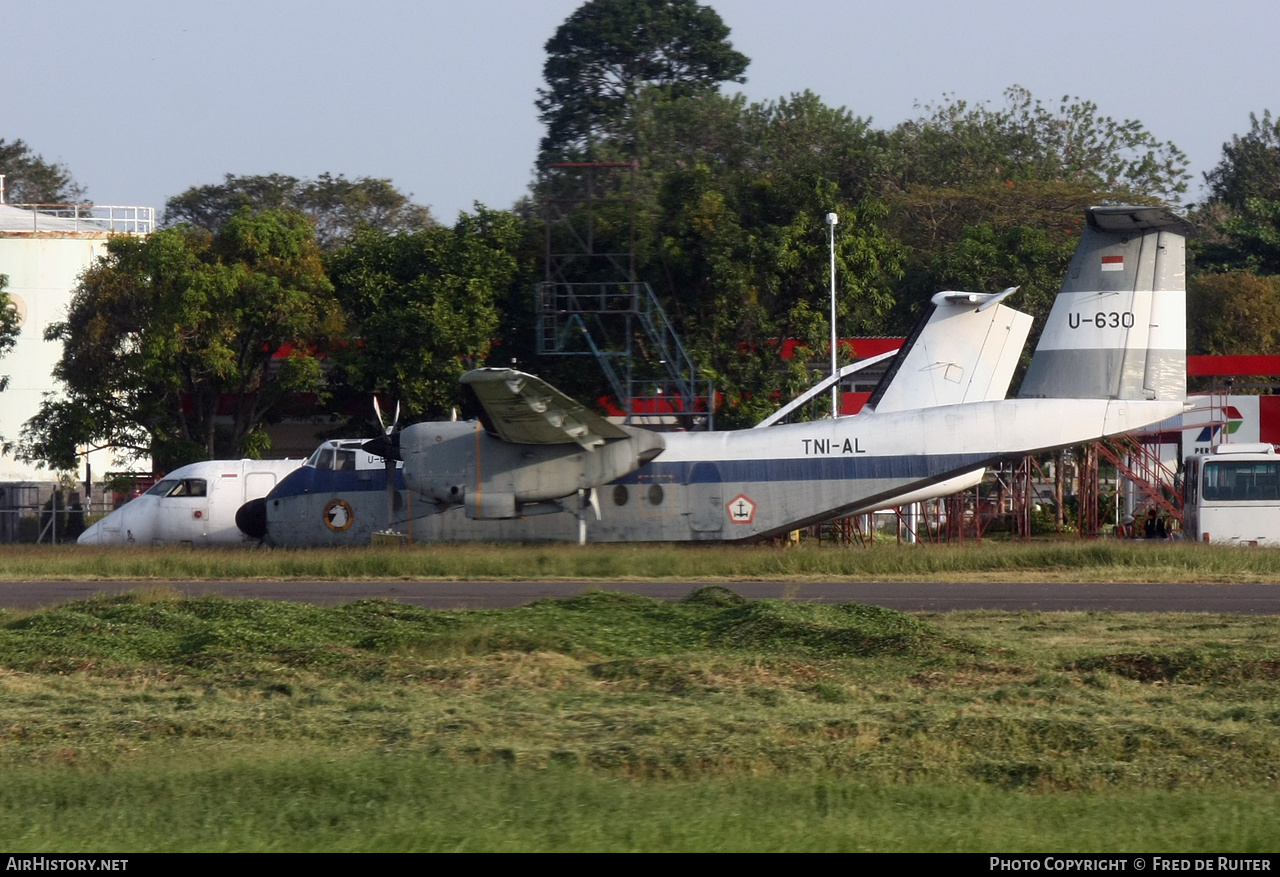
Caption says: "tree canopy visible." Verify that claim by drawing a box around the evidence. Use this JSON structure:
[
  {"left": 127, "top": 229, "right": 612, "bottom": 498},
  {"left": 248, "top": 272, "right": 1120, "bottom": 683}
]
[
  {"left": 1188, "top": 271, "right": 1280, "bottom": 356},
  {"left": 1194, "top": 111, "right": 1280, "bottom": 273},
  {"left": 1204, "top": 110, "right": 1280, "bottom": 210},
  {"left": 873, "top": 88, "right": 1186, "bottom": 342},
  {"left": 0, "top": 138, "right": 85, "bottom": 203},
  {"left": 882, "top": 86, "right": 1190, "bottom": 203},
  {"left": 164, "top": 173, "right": 435, "bottom": 249},
  {"left": 327, "top": 207, "right": 524, "bottom": 429},
  {"left": 1187, "top": 110, "right": 1280, "bottom": 355},
  {"left": 615, "top": 90, "right": 902, "bottom": 424},
  {"left": 537, "top": 0, "right": 748, "bottom": 161},
  {"left": 20, "top": 210, "right": 340, "bottom": 470}
]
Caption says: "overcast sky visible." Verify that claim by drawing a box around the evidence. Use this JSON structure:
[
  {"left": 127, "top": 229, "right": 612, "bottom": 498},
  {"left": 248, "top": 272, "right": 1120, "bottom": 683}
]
[{"left": 4, "top": 1, "right": 1277, "bottom": 221}]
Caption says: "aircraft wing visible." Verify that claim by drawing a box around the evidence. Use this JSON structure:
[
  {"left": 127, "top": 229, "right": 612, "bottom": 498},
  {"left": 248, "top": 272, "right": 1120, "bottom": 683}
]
[{"left": 460, "top": 368, "right": 631, "bottom": 450}]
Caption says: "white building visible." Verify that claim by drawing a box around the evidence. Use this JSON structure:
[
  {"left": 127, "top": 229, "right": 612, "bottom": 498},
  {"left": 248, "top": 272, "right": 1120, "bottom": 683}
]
[{"left": 0, "top": 202, "right": 154, "bottom": 482}]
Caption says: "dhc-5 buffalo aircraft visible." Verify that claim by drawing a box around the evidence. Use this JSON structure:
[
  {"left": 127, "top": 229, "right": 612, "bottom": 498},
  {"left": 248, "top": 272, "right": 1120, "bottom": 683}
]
[
  {"left": 78, "top": 205, "right": 1191, "bottom": 547},
  {"left": 240, "top": 204, "right": 1192, "bottom": 547}
]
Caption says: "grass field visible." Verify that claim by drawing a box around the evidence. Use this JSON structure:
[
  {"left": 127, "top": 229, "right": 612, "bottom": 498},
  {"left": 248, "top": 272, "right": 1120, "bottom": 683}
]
[
  {"left": 6, "top": 539, "right": 1280, "bottom": 583},
  {"left": 1, "top": 585, "right": 1278, "bottom": 851}
]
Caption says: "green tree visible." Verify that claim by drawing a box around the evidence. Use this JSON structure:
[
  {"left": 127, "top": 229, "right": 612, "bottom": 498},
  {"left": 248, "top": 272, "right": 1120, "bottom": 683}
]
[
  {"left": 883, "top": 86, "right": 1189, "bottom": 202},
  {"left": 537, "top": 0, "right": 748, "bottom": 161},
  {"left": 327, "top": 207, "right": 523, "bottom": 427},
  {"left": 20, "top": 210, "right": 340, "bottom": 470},
  {"left": 0, "top": 275, "right": 18, "bottom": 395},
  {"left": 1197, "top": 112, "right": 1280, "bottom": 275},
  {"left": 0, "top": 138, "right": 85, "bottom": 203},
  {"left": 625, "top": 91, "right": 901, "bottom": 425},
  {"left": 164, "top": 173, "right": 435, "bottom": 249},
  {"left": 1204, "top": 110, "right": 1280, "bottom": 210},
  {"left": 1188, "top": 271, "right": 1280, "bottom": 356},
  {"left": 877, "top": 88, "right": 1186, "bottom": 341},
  {"left": 883, "top": 180, "right": 1105, "bottom": 335},
  {"left": 525, "top": 82, "right": 1184, "bottom": 422}
]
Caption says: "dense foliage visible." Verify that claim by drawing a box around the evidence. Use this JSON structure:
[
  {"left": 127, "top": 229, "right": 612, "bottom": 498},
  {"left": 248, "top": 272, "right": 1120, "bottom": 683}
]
[
  {"left": 327, "top": 208, "right": 524, "bottom": 427},
  {"left": 1189, "top": 110, "right": 1280, "bottom": 357},
  {"left": 21, "top": 210, "right": 340, "bottom": 469},
  {"left": 0, "top": 276, "right": 16, "bottom": 395},
  {"left": 164, "top": 173, "right": 435, "bottom": 249},
  {"left": 537, "top": 0, "right": 748, "bottom": 162},
  {"left": 0, "top": 138, "right": 84, "bottom": 203}
]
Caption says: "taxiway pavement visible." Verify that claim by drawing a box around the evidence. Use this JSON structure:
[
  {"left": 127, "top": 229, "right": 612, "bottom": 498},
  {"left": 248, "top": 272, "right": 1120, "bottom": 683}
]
[{"left": 2, "top": 580, "right": 1279, "bottom": 613}]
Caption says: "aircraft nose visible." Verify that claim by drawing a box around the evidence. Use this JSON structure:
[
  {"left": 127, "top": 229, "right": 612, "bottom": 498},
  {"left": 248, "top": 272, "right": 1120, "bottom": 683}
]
[
  {"left": 236, "top": 498, "right": 268, "bottom": 540},
  {"left": 77, "top": 500, "right": 145, "bottom": 546},
  {"left": 77, "top": 519, "right": 103, "bottom": 545}
]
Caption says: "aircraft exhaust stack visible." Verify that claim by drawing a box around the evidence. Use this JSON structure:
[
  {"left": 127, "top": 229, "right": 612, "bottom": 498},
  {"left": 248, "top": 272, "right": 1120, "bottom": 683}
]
[{"left": 1019, "top": 205, "right": 1194, "bottom": 402}]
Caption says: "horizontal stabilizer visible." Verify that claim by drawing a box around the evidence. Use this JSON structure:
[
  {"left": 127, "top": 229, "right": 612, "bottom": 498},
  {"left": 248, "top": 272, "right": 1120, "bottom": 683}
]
[{"left": 461, "top": 368, "right": 630, "bottom": 450}]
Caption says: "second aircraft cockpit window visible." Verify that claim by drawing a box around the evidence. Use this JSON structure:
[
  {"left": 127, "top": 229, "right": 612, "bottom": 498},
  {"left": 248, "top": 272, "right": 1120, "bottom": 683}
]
[{"left": 146, "top": 478, "right": 208, "bottom": 497}]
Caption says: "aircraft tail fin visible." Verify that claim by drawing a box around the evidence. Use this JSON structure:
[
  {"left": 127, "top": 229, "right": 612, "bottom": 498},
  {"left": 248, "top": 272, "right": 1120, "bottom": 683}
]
[
  {"left": 1018, "top": 205, "right": 1193, "bottom": 402},
  {"left": 868, "top": 288, "right": 1033, "bottom": 413}
]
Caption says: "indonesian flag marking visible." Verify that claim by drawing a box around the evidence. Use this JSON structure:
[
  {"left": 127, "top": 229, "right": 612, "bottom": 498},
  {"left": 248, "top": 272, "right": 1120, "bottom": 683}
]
[{"left": 1101, "top": 255, "right": 1125, "bottom": 272}]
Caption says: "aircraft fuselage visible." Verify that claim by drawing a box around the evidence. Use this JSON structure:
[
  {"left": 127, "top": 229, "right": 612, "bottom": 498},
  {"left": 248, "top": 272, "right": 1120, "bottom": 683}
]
[{"left": 260, "top": 397, "right": 1182, "bottom": 546}]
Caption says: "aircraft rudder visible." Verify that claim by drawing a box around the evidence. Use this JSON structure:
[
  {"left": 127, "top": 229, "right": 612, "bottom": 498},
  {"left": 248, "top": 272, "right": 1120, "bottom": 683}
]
[{"left": 1018, "top": 206, "right": 1192, "bottom": 401}]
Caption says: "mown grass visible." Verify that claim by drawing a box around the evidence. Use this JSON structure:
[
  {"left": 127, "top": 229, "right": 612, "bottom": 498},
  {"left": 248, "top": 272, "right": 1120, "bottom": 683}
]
[
  {"left": 7, "top": 540, "right": 1280, "bottom": 582},
  {"left": 3, "top": 752, "right": 1278, "bottom": 852},
  {"left": 1, "top": 588, "right": 1279, "bottom": 850}
]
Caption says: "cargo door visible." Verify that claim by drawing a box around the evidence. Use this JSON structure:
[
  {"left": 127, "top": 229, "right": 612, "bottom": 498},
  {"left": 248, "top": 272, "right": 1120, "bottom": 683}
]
[{"left": 245, "top": 472, "right": 278, "bottom": 502}]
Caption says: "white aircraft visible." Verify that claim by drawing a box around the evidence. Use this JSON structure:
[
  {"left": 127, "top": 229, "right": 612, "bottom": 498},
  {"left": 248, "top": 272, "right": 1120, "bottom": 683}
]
[
  {"left": 248, "top": 205, "right": 1191, "bottom": 546},
  {"left": 78, "top": 458, "right": 302, "bottom": 546}
]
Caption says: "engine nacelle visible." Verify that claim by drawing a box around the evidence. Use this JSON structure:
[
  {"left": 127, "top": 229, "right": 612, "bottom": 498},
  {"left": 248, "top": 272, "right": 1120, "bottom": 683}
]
[{"left": 399, "top": 420, "right": 664, "bottom": 515}]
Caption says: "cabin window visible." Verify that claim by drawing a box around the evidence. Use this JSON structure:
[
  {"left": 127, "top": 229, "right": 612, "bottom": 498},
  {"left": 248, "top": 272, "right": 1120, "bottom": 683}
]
[
  {"left": 613, "top": 485, "right": 629, "bottom": 506},
  {"left": 1202, "top": 460, "right": 1280, "bottom": 502},
  {"left": 647, "top": 484, "right": 664, "bottom": 506}
]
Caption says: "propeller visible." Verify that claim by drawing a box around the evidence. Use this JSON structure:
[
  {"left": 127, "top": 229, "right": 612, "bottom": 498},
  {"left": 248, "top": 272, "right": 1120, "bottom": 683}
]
[{"left": 363, "top": 397, "right": 402, "bottom": 532}]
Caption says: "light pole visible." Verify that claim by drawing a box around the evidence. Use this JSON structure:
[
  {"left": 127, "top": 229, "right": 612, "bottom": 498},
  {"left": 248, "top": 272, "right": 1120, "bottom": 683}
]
[{"left": 826, "top": 212, "right": 839, "bottom": 418}]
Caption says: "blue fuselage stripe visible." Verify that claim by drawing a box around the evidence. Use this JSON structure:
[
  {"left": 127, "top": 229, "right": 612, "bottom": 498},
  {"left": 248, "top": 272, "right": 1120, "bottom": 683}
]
[
  {"left": 614, "top": 454, "right": 991, "bottom": 484},
  {"left": 265, "top": 453, "right": 992, "bottom": 500},
  {"left": 268, "top": 467, "right": 405, "bottom": 498}
]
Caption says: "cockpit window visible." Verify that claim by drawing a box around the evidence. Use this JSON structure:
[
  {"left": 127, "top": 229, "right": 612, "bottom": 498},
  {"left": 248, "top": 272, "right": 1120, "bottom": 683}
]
[
  {"left": 146, "top": 479, "right": 178, "bottom": 497},
  {"left": 165, "top": 479, "right": 207, "bottom": 498},
  {"left": 307, "top": 441, "right": 361, "bottom": 470}
]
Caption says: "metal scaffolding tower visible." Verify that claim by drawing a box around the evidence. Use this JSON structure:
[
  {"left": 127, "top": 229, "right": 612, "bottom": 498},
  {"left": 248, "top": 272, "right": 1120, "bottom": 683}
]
[{"left": 537, "top": 162, "right": 714, "bottom": 430}]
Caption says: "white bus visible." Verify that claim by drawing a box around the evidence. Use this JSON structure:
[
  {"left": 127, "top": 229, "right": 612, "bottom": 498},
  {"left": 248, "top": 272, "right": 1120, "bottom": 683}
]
[{"left": 1182, "top": 443, "right": 1280, "bottom": 545}]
